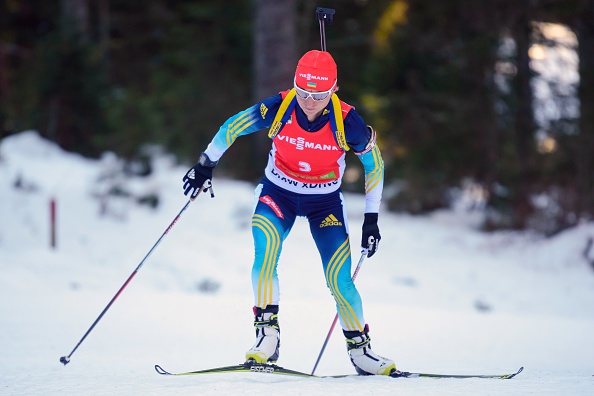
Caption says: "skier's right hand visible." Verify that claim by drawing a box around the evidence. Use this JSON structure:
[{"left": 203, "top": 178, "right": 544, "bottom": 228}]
[{"left": 183, "top": 152, "right": 217, "bottom": 199}]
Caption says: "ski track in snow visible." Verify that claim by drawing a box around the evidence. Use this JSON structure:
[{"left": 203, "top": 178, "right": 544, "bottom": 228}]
[{"left": 1, "top": 131, "right": 594, "bottom": 395}]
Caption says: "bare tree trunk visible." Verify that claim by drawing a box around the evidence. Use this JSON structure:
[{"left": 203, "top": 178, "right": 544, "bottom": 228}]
[
  {"left": 0, "top": 43, "right": 9, "bottom": 136},
  {"left": 253, "top": 0, "right": 298, "bottom": 99},
  {"left": 252, "top": 0, "right": 298, "bottom": 170},
  {"left": 296, "top": 0, "right": 318, "bottom": 54},
  {"left": 575, "top": 3, "right": 594, "bottom": 219},
  {"left": 97, "top": 0, "right": 110, "bottom": 81},
  {"left": 50, "top": 0, "right": 90, "bottom": 147},
  {"left": 61, "top": 0, "right": 90, "bottom": 43},
  {"left": 509, "top": 1, "right": 537, "bottom": 229}
]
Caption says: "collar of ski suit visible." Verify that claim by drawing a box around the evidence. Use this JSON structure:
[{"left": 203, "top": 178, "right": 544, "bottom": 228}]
[{"left": 267, "top": 88, "right": 349, "bottom": 151}]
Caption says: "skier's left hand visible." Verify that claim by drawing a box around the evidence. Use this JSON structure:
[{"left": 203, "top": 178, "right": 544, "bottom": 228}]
[{"left": 361, "top": 213, "right": 381, "bottom": 257}]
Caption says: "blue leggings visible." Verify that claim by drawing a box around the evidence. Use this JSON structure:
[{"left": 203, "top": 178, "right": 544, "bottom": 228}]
[{"left": 251, "top": 178, "right": 365, "bottom": 332}]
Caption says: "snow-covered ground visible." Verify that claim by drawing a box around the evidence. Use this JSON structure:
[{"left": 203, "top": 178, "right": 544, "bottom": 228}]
[{"left": 1, "top": 131, "right": 593, "bottom": 395}]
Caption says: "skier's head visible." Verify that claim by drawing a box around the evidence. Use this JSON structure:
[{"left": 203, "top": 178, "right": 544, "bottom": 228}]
[{"left": 294, "top": 50, "right": 337, "bottom": 93}]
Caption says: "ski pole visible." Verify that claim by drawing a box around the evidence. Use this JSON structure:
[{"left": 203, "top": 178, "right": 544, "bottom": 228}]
[
  {"left": 59, "top": 182, "right": 213, "bottom": 366},
  {"left": 316, "top": 7, "right": 335, "bottom": 52},
  {"left": 310, "top": 246, "right": 369, "bottom": 375}
]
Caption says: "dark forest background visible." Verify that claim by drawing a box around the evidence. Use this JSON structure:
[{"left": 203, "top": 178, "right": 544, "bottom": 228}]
[{"left": 1, "top": 0, "right": 593, "bottom": 235}]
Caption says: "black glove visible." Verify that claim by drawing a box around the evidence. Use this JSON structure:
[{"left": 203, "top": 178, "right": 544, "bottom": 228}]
[
  {"left": 361, "top": 213, "right": 381, "bottom": 257},
  {"left": 183, "top": 152, "right": 217, "bottom": 199}
]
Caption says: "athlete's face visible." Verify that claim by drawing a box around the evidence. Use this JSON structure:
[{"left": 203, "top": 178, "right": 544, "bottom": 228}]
[{"left": 295, "top": 86, "right": 335, "bottom": 122}]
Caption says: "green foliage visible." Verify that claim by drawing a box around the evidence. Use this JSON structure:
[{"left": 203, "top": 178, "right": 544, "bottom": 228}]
[
  {"left": 362, "top": 0, "right": 593, "bottom": 234},
  {"left": 101, "top": 0, "right": 253, "bottom": 161},
  {"left": 1, "top": 0, "right": 592, "bottom": 233},
  {"left": 1, "top": 0, "right": 252, "bottom": 161},
  {"left": 365, "top": 1, "right": 503, "bottom": 213},
  {"left": 1, "top": 1, "right": 107, "bottom": 155}
]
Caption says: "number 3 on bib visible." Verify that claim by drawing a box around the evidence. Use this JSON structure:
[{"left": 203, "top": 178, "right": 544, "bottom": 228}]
[{"left": 298, "top": 161, "right": 311, "bottom": 173}]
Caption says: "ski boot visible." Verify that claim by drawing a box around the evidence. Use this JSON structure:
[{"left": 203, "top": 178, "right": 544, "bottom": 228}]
[
  {"left": 344, "top": 325, "right": 396, "bottom": 376},
  {"left": 245, "top": 305, "right": 280, "bottom": 364}
]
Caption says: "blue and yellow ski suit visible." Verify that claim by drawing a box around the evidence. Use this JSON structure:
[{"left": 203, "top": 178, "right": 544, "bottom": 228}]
[{"left": 203, "top": 90, "right": 384, "bottom": 332}]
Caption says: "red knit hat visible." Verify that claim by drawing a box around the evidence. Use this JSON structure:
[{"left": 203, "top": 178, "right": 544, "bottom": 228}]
[{"left": 294, "top": 50, "right": 337, "bottom": 91}]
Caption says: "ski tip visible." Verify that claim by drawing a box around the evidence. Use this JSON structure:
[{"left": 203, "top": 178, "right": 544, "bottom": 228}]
[
  {"left": 499, "top": 366, "right": 524, "bottom": 379},
  {"left": 388, "top": 366, "right": 525, "bottom": 379},
  {"left": 155, "top": 365, "right": 172, "bottom": 375},
  {"left": 510, "top": 366, "right": 524, "bottom": 378}
]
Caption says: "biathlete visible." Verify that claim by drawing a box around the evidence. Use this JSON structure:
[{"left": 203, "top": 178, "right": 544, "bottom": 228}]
[{"left": 182, "top": 50, "right": 395, "bottom": 375}]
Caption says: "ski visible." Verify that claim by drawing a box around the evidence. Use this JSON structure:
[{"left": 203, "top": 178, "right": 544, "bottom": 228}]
[
  {"left": 155, "top": 362, "right": 523, "bottom": 380},
  {"left": 390, "top": 366, "right": 524, "bottom": 379},
  {"left": 155, "top": 362, "right": 314, "bottom": 378}
]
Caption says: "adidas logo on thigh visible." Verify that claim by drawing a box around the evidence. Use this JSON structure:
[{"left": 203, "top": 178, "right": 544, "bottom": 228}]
[{"left": 320, "top": 214, "right": 343, "bottom": 228}]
